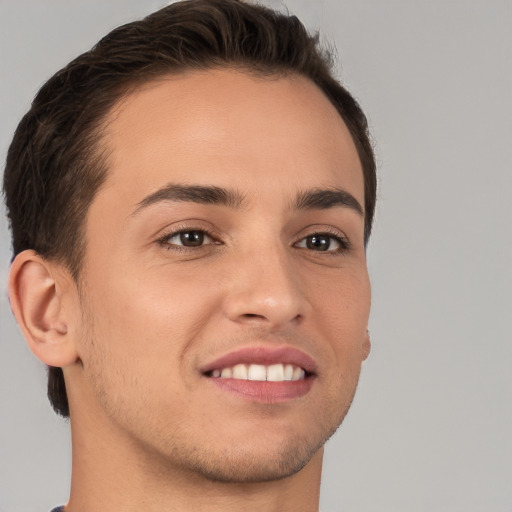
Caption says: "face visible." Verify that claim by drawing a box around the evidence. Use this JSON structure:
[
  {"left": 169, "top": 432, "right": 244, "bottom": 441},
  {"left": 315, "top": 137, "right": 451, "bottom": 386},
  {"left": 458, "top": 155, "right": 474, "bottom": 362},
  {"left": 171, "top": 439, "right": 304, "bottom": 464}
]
[{"left": 70, "top": 68, "right": 371, "bottom": 483}]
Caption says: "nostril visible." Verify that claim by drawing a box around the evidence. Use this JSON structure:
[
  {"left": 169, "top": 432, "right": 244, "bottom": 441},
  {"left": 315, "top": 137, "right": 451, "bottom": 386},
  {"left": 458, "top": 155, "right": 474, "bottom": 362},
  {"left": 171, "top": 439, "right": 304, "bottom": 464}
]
[{"left": 239, "top": 313, "right": 272, "bottom": 322}]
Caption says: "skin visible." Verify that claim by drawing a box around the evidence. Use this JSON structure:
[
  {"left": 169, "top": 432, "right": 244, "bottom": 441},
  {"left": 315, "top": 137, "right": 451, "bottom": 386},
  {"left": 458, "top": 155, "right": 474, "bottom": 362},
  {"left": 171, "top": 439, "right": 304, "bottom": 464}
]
[{"left": 10, "top": 68, "right": 371, "bottom": 512}]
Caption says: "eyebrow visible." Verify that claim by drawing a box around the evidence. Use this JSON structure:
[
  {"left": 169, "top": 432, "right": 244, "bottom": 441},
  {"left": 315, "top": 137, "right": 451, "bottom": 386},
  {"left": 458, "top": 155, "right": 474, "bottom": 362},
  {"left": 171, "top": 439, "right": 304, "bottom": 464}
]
[
  {"left": 294, "top": 187, "right": 364, "bottom": 216},
  {"left": 132, "top": 183, "right": 363, "bottom": 217},
  {"left": 132, "top": 184, "right": 246, "bottom": 215}
]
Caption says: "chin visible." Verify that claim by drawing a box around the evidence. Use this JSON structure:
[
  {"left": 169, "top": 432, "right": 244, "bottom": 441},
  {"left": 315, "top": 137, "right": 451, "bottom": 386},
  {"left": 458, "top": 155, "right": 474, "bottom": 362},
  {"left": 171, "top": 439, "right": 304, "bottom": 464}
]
[
  {"left": 173, "top": 420, "right": 339, "bottom": 484},
  {"left": 188, "top": 445, "right": 316, "bottom": 484}
]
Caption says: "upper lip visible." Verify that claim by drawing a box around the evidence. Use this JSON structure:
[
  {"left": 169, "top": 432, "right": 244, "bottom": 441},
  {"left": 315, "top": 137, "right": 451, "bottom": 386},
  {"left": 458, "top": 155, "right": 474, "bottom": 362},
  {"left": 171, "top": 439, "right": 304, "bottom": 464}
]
[{"left": 201, "top": 345, "right": 318, "bottom": 375}]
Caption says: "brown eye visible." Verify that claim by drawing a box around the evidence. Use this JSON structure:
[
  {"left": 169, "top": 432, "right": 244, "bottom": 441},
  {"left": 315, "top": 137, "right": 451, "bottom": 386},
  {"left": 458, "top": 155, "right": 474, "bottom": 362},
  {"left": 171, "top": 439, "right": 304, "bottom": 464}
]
[
  {"left": 179, "top": 231, "right": 204, "bottom": 246},
  {"left": 166, "top": 230, "right": 212, "bottom": 247},
  {"left": 306, "top": 235, "right": 333, "bottom": 251},
  {"left": 296, "top": 233, "right": 347, "bottom": 252}
]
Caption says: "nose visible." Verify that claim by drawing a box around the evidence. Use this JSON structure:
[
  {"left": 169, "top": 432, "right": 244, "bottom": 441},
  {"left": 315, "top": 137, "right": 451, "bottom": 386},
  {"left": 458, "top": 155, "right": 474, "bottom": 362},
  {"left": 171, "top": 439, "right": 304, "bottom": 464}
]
[{"left": 222, "top": 244, "right": 310, "bottom": 329}]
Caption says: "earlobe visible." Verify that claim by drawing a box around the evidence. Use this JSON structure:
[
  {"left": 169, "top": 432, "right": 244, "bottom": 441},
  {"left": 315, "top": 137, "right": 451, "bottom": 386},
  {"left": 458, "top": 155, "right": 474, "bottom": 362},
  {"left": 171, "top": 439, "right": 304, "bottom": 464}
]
[
  {"left": 8, "top": 250, "right": 79, "bottom": 368},
  {"left": 362, "top": 329, "right": 371, "bottom": 361}
]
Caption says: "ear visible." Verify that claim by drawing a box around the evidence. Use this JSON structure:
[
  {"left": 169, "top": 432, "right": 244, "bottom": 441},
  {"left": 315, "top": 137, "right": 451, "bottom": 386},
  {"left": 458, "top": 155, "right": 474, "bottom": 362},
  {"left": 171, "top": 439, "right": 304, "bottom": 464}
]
[
  {"left": 362, "top": 329, "right": 371, "bottom": 361},
  {"left": 8, "top": 250, "right": 79, "bottom": 367}
]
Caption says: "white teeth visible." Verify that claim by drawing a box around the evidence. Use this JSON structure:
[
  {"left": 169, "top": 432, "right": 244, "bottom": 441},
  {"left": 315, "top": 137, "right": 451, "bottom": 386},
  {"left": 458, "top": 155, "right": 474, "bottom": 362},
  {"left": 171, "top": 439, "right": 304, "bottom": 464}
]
[
  {"left": 220, "top": 367, "right": 232, "bottom": 378},
  {"left": 292, "top": 366, "right": 305, "bottom": 381},
  {"left": 211, "top": 363, "right": 306, "bottom": 382},
  {"left": 267, "top": 364, "right": 284, "bottom": 382},
  {"left": 248, "top": 364, "right": 267, "bottom": 381},
  {"left": 232, "top": 364, "right": 248, "bottom": 379}
]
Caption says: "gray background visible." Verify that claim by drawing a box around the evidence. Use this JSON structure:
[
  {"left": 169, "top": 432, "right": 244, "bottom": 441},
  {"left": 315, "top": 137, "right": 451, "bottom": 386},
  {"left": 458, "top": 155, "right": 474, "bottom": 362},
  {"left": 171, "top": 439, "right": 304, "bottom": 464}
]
[{"left": 1, "top": 1, "right": 511, "bottom": 511}]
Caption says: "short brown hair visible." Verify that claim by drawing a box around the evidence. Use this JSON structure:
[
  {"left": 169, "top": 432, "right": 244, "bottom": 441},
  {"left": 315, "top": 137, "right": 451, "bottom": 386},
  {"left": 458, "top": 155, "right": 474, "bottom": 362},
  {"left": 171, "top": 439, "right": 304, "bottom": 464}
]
[{"left": 3, "top": 0, "right": 377, "bottom": 417}]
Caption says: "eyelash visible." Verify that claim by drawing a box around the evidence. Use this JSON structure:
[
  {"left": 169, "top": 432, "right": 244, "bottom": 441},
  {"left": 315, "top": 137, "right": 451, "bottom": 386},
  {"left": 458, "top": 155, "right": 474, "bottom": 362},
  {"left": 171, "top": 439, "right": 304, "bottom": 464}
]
[
  {"left": 295, "top": 229, "right": 351, "bottom": 255},
  {"left": 156, "top": 226, "right": 351, "bottom": 255},
  {"left": 156, "top": 225, "right": 221, "bottom": 253}
]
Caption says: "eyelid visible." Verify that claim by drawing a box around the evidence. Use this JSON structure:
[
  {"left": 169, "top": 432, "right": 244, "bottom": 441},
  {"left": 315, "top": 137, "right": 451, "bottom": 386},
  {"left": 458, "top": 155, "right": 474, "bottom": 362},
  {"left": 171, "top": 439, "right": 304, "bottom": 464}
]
[
  {"left": 154, "top": 222, "right": 351, "bottom": 254},
  {"left": 156, "top": 222, "right": 222, "bottom": 250},
  {"left": 293, "top": 225, "right": 351, "bottom": 252},
  {"left": 167, "top": 230, "right": 214, "bottom": 246}
]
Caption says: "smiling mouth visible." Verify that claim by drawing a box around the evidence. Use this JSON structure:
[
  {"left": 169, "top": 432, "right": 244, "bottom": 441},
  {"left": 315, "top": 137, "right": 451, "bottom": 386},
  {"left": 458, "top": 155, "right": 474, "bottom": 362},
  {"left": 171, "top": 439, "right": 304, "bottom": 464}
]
[
  {"left": 205, "top": 363, "right": 308, "bottom": 382},
  {"left": 201, "top": 346, "right": 317, "bottom": 402}
]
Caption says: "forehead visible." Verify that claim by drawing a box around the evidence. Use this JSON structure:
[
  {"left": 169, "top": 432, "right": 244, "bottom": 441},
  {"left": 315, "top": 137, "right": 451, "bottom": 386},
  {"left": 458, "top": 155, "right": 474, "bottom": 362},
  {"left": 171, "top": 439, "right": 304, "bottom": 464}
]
[{"left": 98, "top": 68, "right": 364, "bottom": 207}]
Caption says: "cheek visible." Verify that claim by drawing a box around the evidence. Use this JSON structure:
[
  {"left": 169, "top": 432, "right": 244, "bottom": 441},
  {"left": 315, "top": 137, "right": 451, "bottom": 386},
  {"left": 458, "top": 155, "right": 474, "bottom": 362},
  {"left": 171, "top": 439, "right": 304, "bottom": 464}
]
[
  {"left": 311, "top": 271, "right": 370, "bottom": 360},
  {"left": 314, "top": 267, "right": 370, "bottom": 322},
  {"left": 75, "top": 274, "right": 212, "bottom": 419},
  {"left": 79, "top": 265, "right": 222, "bottom": 366}
]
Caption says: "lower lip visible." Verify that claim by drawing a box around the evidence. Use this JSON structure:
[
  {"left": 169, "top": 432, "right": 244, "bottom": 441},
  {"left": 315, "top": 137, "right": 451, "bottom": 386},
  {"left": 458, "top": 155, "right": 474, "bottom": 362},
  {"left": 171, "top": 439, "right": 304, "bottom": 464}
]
[{"left": 207, "top": 377, "right": 315, "bottom": 404}]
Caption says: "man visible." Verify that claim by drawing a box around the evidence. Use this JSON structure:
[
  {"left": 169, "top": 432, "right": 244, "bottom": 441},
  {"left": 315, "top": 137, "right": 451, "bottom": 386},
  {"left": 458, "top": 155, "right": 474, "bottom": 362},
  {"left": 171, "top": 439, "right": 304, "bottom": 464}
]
[{"left": 3, "top": 0, "right": 376, "bottom": 510}]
